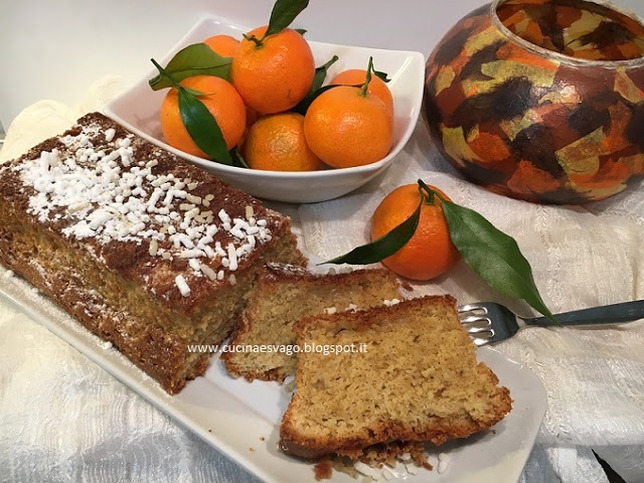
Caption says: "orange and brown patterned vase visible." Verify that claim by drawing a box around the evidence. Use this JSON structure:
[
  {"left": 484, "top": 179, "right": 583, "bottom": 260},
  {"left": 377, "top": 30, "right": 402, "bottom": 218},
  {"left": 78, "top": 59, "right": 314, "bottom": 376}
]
[{"left": 424, "top": 0, "right": 644, "bottom": 204}]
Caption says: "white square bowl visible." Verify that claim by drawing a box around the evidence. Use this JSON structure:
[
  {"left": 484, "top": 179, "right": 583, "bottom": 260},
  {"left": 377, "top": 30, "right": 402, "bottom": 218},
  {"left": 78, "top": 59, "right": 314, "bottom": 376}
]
[{"left": 105, "top": 17, "right": 425, "bottom": 204}]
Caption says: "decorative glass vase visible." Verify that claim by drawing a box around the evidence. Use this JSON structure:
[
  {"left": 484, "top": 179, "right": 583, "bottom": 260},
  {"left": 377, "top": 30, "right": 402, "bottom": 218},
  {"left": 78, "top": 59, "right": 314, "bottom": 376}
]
[{"left": 423, "top": 0, "right": 644, "bottom": 204}]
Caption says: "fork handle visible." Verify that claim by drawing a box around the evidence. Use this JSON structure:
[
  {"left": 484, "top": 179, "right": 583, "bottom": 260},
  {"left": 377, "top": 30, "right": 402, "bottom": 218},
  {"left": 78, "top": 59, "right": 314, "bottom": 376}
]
[{"left": 525, "top": 300, "right": 644, "bottom": 326}]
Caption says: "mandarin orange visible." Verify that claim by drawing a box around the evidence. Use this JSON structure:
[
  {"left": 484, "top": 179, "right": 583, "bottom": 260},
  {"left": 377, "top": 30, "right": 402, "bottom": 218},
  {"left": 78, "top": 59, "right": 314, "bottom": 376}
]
[
  {"left": 330, "top": 69, "right": 394, "bottom": 115},
  {"left": 370, "top": 184, "right": 461, "bottom": 280},
  {"left": 203, "top": 34, "right": 240, "bottom": 57},
  {"left": 230, "top": 26, "right": 315, "bottom": 115},
  {"left": 243, "top": 112, "right": 326, "bottom": 171},
  {"left": 303, "top": 85, "right": 393, "bottom": 168},
  {"left": 160, "top": 75, "right": 246, "bottom": 158}
]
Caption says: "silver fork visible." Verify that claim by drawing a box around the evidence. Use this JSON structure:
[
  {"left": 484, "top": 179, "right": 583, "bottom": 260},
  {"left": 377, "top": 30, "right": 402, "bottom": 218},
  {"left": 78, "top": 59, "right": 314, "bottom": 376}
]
[{"left": 458, "top": 299, "right": 644, "bottom": 346}]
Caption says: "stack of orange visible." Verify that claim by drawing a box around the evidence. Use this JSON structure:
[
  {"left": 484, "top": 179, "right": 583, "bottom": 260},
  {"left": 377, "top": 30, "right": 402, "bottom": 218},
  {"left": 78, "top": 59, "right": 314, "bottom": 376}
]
[{"left": 159, "top": 28, "right": 395, "bottom": 172}]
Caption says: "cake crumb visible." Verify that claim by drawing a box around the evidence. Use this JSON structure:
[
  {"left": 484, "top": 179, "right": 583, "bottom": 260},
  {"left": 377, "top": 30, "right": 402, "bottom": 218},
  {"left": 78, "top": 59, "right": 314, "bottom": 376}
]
[
  {"left": 314, "top": 459, "right": 333, "bottom": 480},
  {"left": 398, "top": 452, "right": 412, "bottom": 464}
]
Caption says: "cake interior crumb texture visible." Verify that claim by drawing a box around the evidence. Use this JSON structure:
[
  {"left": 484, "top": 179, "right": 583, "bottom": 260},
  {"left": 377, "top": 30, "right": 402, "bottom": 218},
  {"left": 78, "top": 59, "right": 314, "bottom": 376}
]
[
  {"left": 221, "top": 263, "right": 403, "bottom": 382},
  {"left": 279, "top": 295, "right": 513, "bottom": 460},
  {"left": 0, "top": 112, "right": 305, "bottom": 394}
]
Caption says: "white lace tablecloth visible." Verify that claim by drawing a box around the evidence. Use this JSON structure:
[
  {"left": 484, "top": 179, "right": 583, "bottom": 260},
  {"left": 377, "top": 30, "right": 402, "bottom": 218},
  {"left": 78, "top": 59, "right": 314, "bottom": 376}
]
[{"left": 1, "top": 78, "right": 643, "bottom": 483}]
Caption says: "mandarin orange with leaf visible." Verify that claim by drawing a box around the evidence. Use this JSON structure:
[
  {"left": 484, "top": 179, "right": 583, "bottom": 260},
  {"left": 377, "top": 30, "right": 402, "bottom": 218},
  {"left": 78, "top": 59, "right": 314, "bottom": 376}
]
[
  {"left": 160, "top": 75, "right": 246, "bottom": 158},
  {"left": 230, "top": 25, "right": 315, "bottom": 115},
  {"left": 330, "top": 69, "right": 394, "bottom": 115},
  {"left": 303, "top": 85, "right": 393, "bottom": 168},
  {"left": 370, "top": 184, "right": 461, "bottom": 280}
]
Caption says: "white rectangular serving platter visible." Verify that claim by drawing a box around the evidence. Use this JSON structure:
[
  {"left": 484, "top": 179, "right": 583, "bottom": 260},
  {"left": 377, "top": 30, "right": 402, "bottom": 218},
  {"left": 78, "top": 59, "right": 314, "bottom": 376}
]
[{"left": 0, "top": 262, "right": 547, "bottom": 483}]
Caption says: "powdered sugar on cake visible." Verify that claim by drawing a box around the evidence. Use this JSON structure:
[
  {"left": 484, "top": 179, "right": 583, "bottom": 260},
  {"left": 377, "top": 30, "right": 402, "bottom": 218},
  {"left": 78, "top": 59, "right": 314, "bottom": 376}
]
[{"left": 9, "top": 118, "right": 273, "bottom": 296}]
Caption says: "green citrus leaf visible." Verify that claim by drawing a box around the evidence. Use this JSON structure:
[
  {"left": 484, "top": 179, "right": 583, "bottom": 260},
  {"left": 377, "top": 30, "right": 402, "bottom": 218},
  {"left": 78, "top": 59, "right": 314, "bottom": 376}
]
[
  {"left": 359, "top": 57, "right": 373, "bottom": 97},
  {"left": 183, "top": 87, "right": 204, "bottom": 97},
  {"left": 292, "top": 55, "right": 340, "bottom": 114},
  {"left": 311, "top": 55, "right": 339, "bottom": 93},
  {"left": 177, "top": 88, "right": 233, "bottom": 165},
  {"left": 374, "top": 70, "right": 391, "bottom": 82},
  {"left": 321, "top": 198, "right": 421, "bottom": 265},
  {"left": 265, "top": 0, "right": 310, "bottom": 37},
  {"left": 439, "top": 198, "right": 557, "bottom": 323},
  {"left": 231, "top": 146, "right": 250, "bottom": 168},
  {"left": 292, "top": 85, "right": 338, "bottom": 115},
  {"left": 149, "top": 43, "right": 231, "bottom": 90}
]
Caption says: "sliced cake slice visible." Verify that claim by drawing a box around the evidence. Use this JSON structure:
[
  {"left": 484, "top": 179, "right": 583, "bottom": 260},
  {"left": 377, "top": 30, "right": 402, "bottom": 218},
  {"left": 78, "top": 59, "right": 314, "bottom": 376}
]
[
  {"left": 221, "top": 263, "right": 402, "bottom": 382},
  {"left": 279, "top": 295, "right": 513, "bottom": 461}
]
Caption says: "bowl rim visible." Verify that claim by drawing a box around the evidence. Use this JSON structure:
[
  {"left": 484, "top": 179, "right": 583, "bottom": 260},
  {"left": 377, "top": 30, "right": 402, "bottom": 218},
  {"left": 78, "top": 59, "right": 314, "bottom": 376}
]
[{"left": 490, "top": 0, "right": 644, "bottom": 68}]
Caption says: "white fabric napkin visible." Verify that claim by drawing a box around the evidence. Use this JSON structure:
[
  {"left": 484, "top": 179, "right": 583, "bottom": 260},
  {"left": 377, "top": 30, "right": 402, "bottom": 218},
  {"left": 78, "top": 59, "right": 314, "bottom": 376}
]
[{"left": 1, "top": 77, "right": 643, "bottom": 483}]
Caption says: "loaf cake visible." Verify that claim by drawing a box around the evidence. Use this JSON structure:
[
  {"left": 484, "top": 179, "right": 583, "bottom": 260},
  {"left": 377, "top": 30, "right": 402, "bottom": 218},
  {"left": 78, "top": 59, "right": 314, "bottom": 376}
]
[
  {"left": 279, "top": 295, "right": 512, "bottom": 461},
  {"left": 221, "top": 263, "right": 403, "bottom": 382},
  {"left": 0, "top": 112, "right": 305, "bottom": 394}
]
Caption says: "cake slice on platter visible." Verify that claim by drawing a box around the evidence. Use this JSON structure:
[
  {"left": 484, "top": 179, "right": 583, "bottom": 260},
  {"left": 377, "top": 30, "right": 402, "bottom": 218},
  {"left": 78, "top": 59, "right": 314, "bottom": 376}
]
[
  {"left": 221, "top": 262, "right": 403, "bottom": 382},
  {"left": 279, "top": 295, "right": 513, "bottom": 465},
  {"left": 0, "top": 112, "right": 305, "bottom": 394}
]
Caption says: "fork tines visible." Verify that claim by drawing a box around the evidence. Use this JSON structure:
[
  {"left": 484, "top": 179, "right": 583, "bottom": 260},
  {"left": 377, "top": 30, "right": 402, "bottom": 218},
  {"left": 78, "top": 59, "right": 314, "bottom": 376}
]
[{"left": 458, "top": 304, "right": 495, "bottom": 346}]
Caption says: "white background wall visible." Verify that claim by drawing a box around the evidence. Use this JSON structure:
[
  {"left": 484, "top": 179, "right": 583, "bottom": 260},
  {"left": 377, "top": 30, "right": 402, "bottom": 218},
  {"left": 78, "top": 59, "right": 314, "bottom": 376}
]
[{"left": 0, "top": 0, "right": 643, "bottom": 128}]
